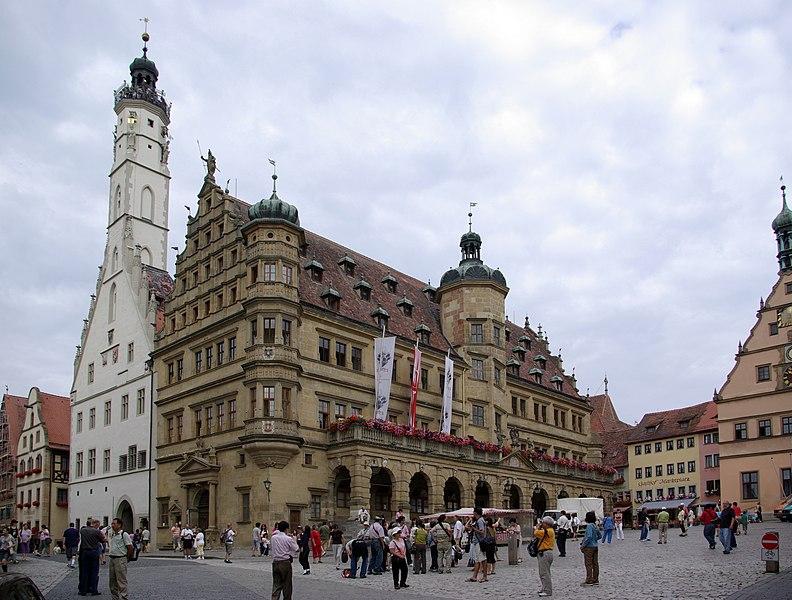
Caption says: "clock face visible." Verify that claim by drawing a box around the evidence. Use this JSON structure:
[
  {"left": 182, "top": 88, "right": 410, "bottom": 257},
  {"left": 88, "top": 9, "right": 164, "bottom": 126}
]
[
  {"left": 786, "top": 345, "right": 792, "bottom": 363},
  {"left": 778, "top": 306, "right": 792, "bottom": 328},
  {"left": 784, "top": 367, "right": 792, "bottom": 388}
]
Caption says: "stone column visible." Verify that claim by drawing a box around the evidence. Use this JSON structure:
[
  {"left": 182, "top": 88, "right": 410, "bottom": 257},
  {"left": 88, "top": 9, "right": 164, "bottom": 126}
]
[
  {"left": 208, "top": 482, "right": 217, "bottom": 529},
  {"left": 349, "top": 460, "right": 369, "bottom": 518}
]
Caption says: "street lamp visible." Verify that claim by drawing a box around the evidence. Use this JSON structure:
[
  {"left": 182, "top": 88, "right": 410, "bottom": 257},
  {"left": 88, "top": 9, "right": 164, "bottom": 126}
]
[{"left": 263, "top": 477, "right": 272, "bottom": 501}]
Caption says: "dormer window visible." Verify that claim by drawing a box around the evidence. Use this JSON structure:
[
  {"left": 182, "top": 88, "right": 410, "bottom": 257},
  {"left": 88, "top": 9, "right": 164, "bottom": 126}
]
[
  {"left": 678, "top": 419, "right": 690, "bottom": 429},
  {"left": 518, "top": 335, "right": 531, "bottom": 350},
  {"left": 512, "top": 346, "right": 526, "bottom": 361},
  {"left": 550, "top": 375, "right": 563, "bottom": 392},
  {"left": 507, "top": 358, "right": 521, "bottom": 376},
  {"left": 528, "top": 367, "right": 543, "bottom": 384},
  {"left": 534, "top": 354, "right": 547, "bottom": 369},
  {"left": 414, "top": 324, "right": 431, "bottom": 345},
  {"left": 421, "top": 283, "right": 437, "bottom": 302},
  {"left": 320, "top": 285, "right": 342, "bottom": 311},
  {"left": 396, "top": 295, "right": 414, "bottom": 317},
  {"left": 382, "top": 273, "right": 398, "bottom": 294},
  {"left": 338, "top": 254, "right": 357, "bottom": 276},
  {"left": 371, "top": 305, "right": 390, "bottom": 330},
  {"left": 304, "top": 257, "right": 324, "bottom": 282},
  {"left": 354, "top": 277, "right": 372, "bottom": 301},
  {"left": 505, "top": 328, "right": 511, "bottom": 342}
]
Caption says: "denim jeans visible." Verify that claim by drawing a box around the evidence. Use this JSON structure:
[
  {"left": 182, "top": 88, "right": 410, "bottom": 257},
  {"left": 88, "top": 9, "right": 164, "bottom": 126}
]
[
  {"left": 719, "top": 527, "right": 731, "bottom": 552},
  {"left": 703, "top": 524, "right": 716, "bottom": 548},
  {"left": 639, "top": 523, "right": 649, "bottom": 540},
  {"left": 603, "top": 529, "right": 613, "bottom": 543},
  {"left": 350, "top": 549, "right": 369, "bottom": 577},
  {"left": 369, "top": 540, "right": 383, "bottom": 574}
]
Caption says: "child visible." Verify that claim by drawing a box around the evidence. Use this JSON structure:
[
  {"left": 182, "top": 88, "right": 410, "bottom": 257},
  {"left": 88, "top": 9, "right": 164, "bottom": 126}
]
[{"left": 195, "top": 528, "right": 205, "bottom": 559}]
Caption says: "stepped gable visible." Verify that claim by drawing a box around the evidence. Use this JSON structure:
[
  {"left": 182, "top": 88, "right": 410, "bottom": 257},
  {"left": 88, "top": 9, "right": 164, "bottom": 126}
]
[
  {"left": 590, "top": 394, "right": 631, "bottom": 432},
  {"left": 3, "top": 394, "right": 28, "bottom": 460},
  {"left": 231, "top": 197, "right": 453, "bottom": 353},
  {"left": 504, "top": 319, "right": 581, "bottom": 398},
  {"left": 143, "top": 264, "right": 174, "bottom": 300},
  {"left": 38, "top": 392, "right": 70, "bottom": 450},
  {"left": 627, "top": 400, "right": 716, "bottom": 444}
]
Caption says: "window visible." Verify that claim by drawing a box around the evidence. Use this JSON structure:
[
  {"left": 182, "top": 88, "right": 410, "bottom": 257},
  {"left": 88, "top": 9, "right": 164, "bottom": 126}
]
[
  {"left": 166, "top": 417, "right": 174, "bottom": 443},
  {"left": 757, "top": 364, "right": 771, "bottom": 381},
  {"left": 263, "top": 263, "right": 276, "bottom": 282},
  {"left": 319, "top": 337, "right": 330, "bottom": 362},
  {"left": 318, "top": 400, "right": 329, "bottom": 428},
  {"left": 229, "top": 400, "right": 237, "bottom": 427},
  {"left": 687, "top": 437, "right": 694, "bottom": 448},
  {"left": 334, "top": 403, "right": 346, "bottom": 420},
  {"left": 137, "top": 388, "right": 145, "bottom": 415},
  {"left": 217, "top": 403, "right": 225, "bottom": 430},
  {"left": 655, "top": 465, "right": 662, "bottom": 477},
  {"left": 644, "top": 444, "right": 651, "bottom": 454},
  {"left": 138, "top": 450, "right": 147, "bottom": 468},
  {"left": 758, "top": 419, "right": 772, "bottom": 437},
  {"left": 687, "top": 460, "right": 696, "bottom": 473},
  {"left": 127, "top": 342, "right": 134, "bottom": 362},
  {"left": 194, "top": 409, "right": 202, "bottom": 437},
  {"left": 122, "top": 395, "right": 129, "bottom": 420},
  {"left": 205, "top": 405, "right": 213, "bottom": 433},
  {"left": 89, "top": 408, "right": 96, "bottom": 429},
  {"left": 263, "top": 318, "right": 276, "bottom": 344},
  {"left": 217, "top": 341, "right": 225, "bottom": 365},
  {"left": 666, "top": 440, "right": 673, "bottom": 451},
  {"left": 206, "top": 346, "right": 213, "bottom": 368},
  {"left": 76, "top": 452, "right": 83, "bottom": 477},
  {"left": 472, "top": 405, "right": 485, "bottom": 427},
  {"left": 541, "top": 404, "right": 547, "bottom": 423},
  {"left": 230, "top": 286, "right": 237, "bottom": 303},
  {"left": 351, "top": 406, "right": 362, "bottom": 417},
  {"left": 493, "top": 325, "right": 501, "bottom": 346},
  {"left": 250, "top": 319, "right": 258, "bottom": 343},
  {"left": 783, "top": 416, "right": 792, "bottom": 435},
  {"left": 676, "top": 438, "right": 684, "bottom": 449},
  {"left": 667, "top": 463, "right": 674, "bottom": 475},
  {"left": 741, "top": 471, "right": 759, "bottom": 499},
  {"left": 655, "top": 442, "right": 662, "bottom": 453},
  {"left": 195, "top": 350, "right": 203, "bottom": 373},
  {"left": 636, "top": 491, "right": 643, "bottom": 501},
  {"left": 310, "top": 494, "right": 322, "bottom": 519},
  {"left": 88, "top": 449, "right": 96, "bottom": 475},
  {"left": 770, "top": 322, "right": 779, "bottom": 336},
  {"left": 336, "top": 342, "right": 347, "bottom": 367},
  {"left": 263, "top": 387, "right": 275, "bottom": 417},
  {"left": 229, "top": 337, "right": 237, "bottom": 360},
  {"left": 782, "top": 468, "right": 792, "bottom": 496},
  {"left": 88, "top": 363, "right": 94, "bottom": 384},
  {"left": 494, "top": 412, "right": 502, "bottom": 431},
  {"left": 304, "top": 452, "right": 314, "bottom": 466},
  {"left": 472, "top": 358, "right": 484, "bottom": 380},
  {"left": 705, "top": 454, "right": 720, "bottom": 468},
  {"left": 168, "top": 362, "right": 174, "bottom": 383},
  {"left": 351, "top": 347, "right": 362, "bottom": 371},
  {"left": 735, "top": 423, "right": 748, "bottom": 440},
  {"left": 634, "top": 445, "right": 642, "bottom": 456},
  {"left": 634, "top": 468, "right": 642, "bottom": 479},
  {"left": 688, "top": 485, "right": 696, "bottom": 495},
  {"left": 282, "top": 265, "right": 293, "bottom": 285},
  {"left": 241, "top": 492, "right": 251, "bottom": 522},
  {"left": 104, "top": 401, "right": 111, "bottom": 426},
  {"left": 677, "top": 462, "right": 685, "bottom": 474},
  {"left": 703, "top": 432, "right": 718, "bottom": 444},
  {"left": 494, "top": 367, "right": 501, "bottom": 386},
  {"left": 470, "top": 323, "right": 483, "bottom": 343},
  {"left": 282, "top": 320, "right": 291, "bottom": 346},
  {"left": 706, "top": 479, "right": 720, "bottom": 493},
  {"left": 76, "top": 412, "right": 83, "bottom": 434},
  {"left": 103, "top": 449, "right": 111, "bottom": 473}
]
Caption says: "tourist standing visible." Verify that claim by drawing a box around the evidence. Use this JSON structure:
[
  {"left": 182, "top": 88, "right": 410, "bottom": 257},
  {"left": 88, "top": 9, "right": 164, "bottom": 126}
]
[
  {"left": 349, "top": 520, "right": 370, "bottom": 578},
  {"left": 107, "top": 518, "right": 132, "bottom": 600},
  {"left": 78, "top": 519, "right": 106, "bottom": 596},
  {"left": 270, "top": 521, "right": 299, "bottom": 600},
  {"left": 613, "top": 510, "right": 624, "bottom": 540},
  {"left": 170, "top": 522, "right": 181, "bottom": 552},
  {"left": 369, "top": 516, "right": 385, "bottom": 575},
  {"left": 637, "top": 508, "right": 650, "bottom": 542},
  {"left": 18, "top": 524, "right": 31, "bottom": 561},
  {"left": 181, "top": 524, "right": 195, "bottom": 559},
  {"left": 678, "top": 505, "right": 688, "bottom": 537},
  {"left": 431, "top": 515, "right": 454, "bottom": 573},
  {"left": 484, "top": 518, "right": 497, "bottom": 576},
  {"left": 310, "top": 525, "right": 323, "bottom": 563},
  {"left": 357, "top": 506, "right": 370, "bottom": 524},
  {"left": 222, "top": 523, "right": 236, "bottom": 563},
  {"left": 739, "top": 510, "right": 748, "bottom": 535},
  {"left": 389, "top": 528, "right": 410, "bottom": 590},
  {"left": 330, "top": 524, "right": 344, "bottom": 569},
  {"left": 466, "top": 508, "right": 488, "bottom": 583},
  {"left": 141, "top": 526, "right": 150, "bottom": 553},
  {"left": 0, "top": 528, "right": 14, "bottom": 573},
  {"left": 579, "top": 511, "right": 601, "bottom": 586},
  {"left": 411, "top": 520, "right": 428, "bottom": 574},
  {"left": 195, "top": 529, "right": 205, "bottom": 559},
  {"left": 252, "top": 522, "right": 262, "bottom": 557},
  {"left": 571, "top": 514, "right": 580, "bottom": 539},
  {"left": 428, "top": 521, "right": 439, "bottom": 572},
  {"left": 719, "top": 502, "right": 735, "bottom": 554},
  {"left": 602, "top": 514, "right": 614, "bottom": 544},
  {"left": 298, "top": 525, "right": 312, "bottom": 574},
  {"left": 40, "top": 525, "right": 52, "bottom": 556},
  {"left": 556, "top": 510, "right": 571, "bottom": 556},
  {"left": 656, "top": 508, "right": 670, "bottom": 545},
  {"left": 534, "top": 516, "right": 555, "bottom": 597},
  {"left": 319, "top": 521, "right": 330, "bottom": 554},
  {"left": 730, "top": 502, "right": 740, "bottom": 548},
  {"left": 756, "top": 503, "right": 763, "bottom": 522},
  {"left": 699, "top": 505, "right": 718, "bottom": 549},
  {"left": 63, "top": 522, "right": 79, "bottom": 568}
]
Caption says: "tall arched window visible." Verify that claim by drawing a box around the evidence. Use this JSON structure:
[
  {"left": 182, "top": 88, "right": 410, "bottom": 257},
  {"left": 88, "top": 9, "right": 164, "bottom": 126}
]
[
  {"left": 27, "top": 457, "right": 33, "bottom": 471},
  {"left": 19, "top": 460, "right": 24, "bottom": 472},
  {"left": 140, "top": 247, "right": 152, "bottom": 266},
  {"left": 109, "top": 283, "right": 117, "bottom": 323},
  {"left": 141, "top": 187, "right": 154, "bottom": 220},
  {"left": 111, "top": 247, "right": 118, "bottom": 272},
  {"left": 114, "top": 186, "right": 122, "bottom": 220},
  {"left": 35, "top": 454, "right": 42, "bottom": 469}
]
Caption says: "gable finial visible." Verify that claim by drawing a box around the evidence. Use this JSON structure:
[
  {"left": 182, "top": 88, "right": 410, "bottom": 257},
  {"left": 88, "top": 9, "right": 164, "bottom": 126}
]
[
  {"left": 468, "top": 202, "right": 477, "bottom": 232},
  {"left": 268, "top": 159, "right": 277, "bottom": 194},
  {"left": 783, "top": 175, "right": 787, "bottom": 207},
  {"left": 604, "top": 373, "right": 608, "bottom": 394}
]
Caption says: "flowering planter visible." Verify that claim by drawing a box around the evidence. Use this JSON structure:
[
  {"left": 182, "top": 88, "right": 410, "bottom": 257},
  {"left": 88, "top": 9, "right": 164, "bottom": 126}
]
[
  {"left": 56, "top": 501, "right": 68, "bottom": 508},
  {"left": 23, "top": 502, "right": 31, "bottom": 508},
  {"left": 32, "top": 468, "right": 42, "bottom": 474},
  {"left": 15, "top": 472, "right": 24, "bottom": 479},
  {"left": 16, "top": 503, "right": 23, "bottom": 508},
  {"left": 32, "top": 501, "right": 40, "bottom": 507}
]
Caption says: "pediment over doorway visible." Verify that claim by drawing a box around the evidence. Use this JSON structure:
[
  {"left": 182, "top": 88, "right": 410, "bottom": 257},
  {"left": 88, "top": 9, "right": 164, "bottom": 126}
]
[
  {"left": 499, "top": 451, "right": 536, "bottom": 471},
  {"left": 175, "top": 453, "right": 220, "bottom": 478}
]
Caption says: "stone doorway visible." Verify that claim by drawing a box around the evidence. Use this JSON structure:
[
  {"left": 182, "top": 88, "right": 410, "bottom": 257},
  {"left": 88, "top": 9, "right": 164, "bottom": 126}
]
[{"left": 194, "top": 489, "right": 209, "bottom": 530}]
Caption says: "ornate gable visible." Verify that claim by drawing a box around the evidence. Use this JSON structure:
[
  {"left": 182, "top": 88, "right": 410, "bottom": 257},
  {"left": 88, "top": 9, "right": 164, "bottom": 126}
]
[{"left": 174, "top": 452, "right": 220, "bottom": 482}]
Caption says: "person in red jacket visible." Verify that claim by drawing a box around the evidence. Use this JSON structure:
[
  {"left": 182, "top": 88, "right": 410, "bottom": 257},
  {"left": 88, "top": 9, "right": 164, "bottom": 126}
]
[{"left": 699, "top": 505, "right": 718, "bottom": 549}]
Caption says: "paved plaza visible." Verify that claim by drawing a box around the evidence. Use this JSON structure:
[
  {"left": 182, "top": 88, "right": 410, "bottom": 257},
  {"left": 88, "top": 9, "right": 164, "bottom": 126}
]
[{"left": 31, "top": 522, "right": 792, "bottom": 599}]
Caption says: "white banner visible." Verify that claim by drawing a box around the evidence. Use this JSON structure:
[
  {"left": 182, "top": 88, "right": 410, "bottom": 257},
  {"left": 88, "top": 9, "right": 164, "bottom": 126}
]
[
  {"left": 440, "top": 355, "right": 454, "bottom": 433},
  {"left": 374, "top": 336, "right": 397, "bottom": 421}
]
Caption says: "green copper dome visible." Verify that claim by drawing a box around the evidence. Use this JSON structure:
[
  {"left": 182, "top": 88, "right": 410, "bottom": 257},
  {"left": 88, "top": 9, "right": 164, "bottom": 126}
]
[
  {"left": 130, "top": 56, "right": 159, "bottom": 79},
  {"left": 438, "top": 229, "right": 507, "bottom": 288},
  {"left": 248, "top": 191, "right": 300, "bottom": 226},
  {"left": 772, "top": 198, "right": 792, "bottom": 232}
]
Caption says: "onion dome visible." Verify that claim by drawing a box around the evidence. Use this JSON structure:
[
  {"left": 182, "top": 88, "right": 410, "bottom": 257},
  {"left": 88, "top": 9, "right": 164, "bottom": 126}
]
[
  {"left": 772, "top": 183, "right": 792, "bottom": 232},
  {"left": 129, "top": 32, "right": 159, "bottom": 87},
  {"left": 248, "top": 172, "right": 300, "bottom": 226}
]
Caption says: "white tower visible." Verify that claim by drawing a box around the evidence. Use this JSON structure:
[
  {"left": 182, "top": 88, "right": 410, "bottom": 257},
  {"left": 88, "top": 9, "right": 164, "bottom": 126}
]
[{"left": 70, "top": 30, "right": 173, "bottom": 533}]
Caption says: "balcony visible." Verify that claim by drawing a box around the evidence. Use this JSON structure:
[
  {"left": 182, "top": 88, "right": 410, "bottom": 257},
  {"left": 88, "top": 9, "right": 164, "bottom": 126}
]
[
  {"left": 526, "top": 459, "right": 614, "bottom": 484},
  {"left": 114, "top": 83, "right": 170, "bottom": 118},
  {"left": 239, "top": 418, "right": 303, "bottom": 469},
  {"left": 327, "top": 425, "right": 502, "bottom": 464}
]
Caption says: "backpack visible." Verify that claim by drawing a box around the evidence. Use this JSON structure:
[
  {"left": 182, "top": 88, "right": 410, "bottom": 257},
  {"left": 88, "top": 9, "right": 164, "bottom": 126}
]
[
  {"left": 527, "top": 537, "right": 539, "bottom": 558},
  {"left": 220, "top": 530, "right": 229, "bottom": 543}
]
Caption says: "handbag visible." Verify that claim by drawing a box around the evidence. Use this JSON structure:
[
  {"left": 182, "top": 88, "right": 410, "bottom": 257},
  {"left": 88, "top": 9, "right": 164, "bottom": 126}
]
[
  {"left": 341, "top": 549, "right": 349, "bottom": 563},
  {"left": 526, "top": 538, "right": 539, "bottom": 558}
]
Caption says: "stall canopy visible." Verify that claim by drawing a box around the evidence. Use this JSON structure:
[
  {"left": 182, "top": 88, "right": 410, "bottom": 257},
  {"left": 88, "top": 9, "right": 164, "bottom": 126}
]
[
  {"left": 421, "top": 507, "right": 533, "bottom": 521},
  {"left": 640, "top": 498, "right": 697, "bottom": 512}
]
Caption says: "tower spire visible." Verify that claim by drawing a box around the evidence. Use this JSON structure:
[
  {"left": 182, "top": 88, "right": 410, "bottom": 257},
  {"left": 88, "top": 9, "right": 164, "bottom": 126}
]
[
  {"left": 468, "top": 202, "right": 476, "bottom": 232},
  {"left": 269, "top": 158, "right": 278, "bottom": 195},
  {"left": 772, "top": 175, "right": 792, "bottom": 272}
]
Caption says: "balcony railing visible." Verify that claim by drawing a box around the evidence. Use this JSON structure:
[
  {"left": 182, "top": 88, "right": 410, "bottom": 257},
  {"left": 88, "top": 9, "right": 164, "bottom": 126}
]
[
  {"left": 242, "top": 418, "right": 300, "bottom": 439},
  {"left": 114, "top": 84, "right": 170, "bottom": 118}
]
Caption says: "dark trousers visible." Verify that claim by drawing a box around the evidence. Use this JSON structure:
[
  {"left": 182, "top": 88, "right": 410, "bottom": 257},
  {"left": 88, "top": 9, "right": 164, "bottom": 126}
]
[
  {"left": 392, "top": 556, "right": 408, "bottom": 588},
  {"left": 368, "top": 540, "right": 383, "bottom": 573},
  {"left": 556, "top": 530, "right": 567, "bottom": 556},
  {"left": 298, "top": 546, "right": 310, "bottom": 571},
  {"left": 271, "top": 560, "right": 293, "bottom": 600},
  {"left": 703, "top": 524, "right": 716, "bottom": 548},
  {"left": 78, "top": 548, "right": 101, "bottom": 594},
  {"left": 429, "top": 545, "right": 438, "bottom": 571},
  {"left": 412, "top": 546, "right": 426, "bottom": 573},
  {"left": 350, "top": 548, "right": 368, "bottom": 577}
]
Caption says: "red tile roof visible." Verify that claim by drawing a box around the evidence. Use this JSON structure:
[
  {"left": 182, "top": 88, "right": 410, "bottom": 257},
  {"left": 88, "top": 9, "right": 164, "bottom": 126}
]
[
  {"left": 627, "top": 400, "right": 717, "bottom": 444},
  {"left": 590, "top": 394, "right": 632, "bottom": 433},
  {"left": 600, "top": 426, "right": 632, "bottom": 468},
  {"left": 3, "top": 394, "right": 28, "bottom": 460},
  {"left": 37, "top": 391, "right": 70, "bottom": 449},
  {"left": 588, "top": 393, "right": 633, "bottom": 468},
  {"left": 143, "top": 264, "right": 174, "bottom": 301}
]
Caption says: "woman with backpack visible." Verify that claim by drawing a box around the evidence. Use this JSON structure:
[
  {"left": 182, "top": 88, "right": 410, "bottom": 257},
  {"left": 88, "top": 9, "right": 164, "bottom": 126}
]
[
  {"left": 533, "top": 516, "right": 555, "bottom": 597},
  {"left": 430, "top": 515, "right": 453, "bottom": 573}
]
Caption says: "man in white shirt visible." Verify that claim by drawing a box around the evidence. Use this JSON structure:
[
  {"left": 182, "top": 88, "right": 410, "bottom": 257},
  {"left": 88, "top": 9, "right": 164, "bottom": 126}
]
[
  {"left": 252, "top": 523, "right": 262, "bottom": 556},
  {"left": 452, "top": 517, "right": 464, "bottom": 566},
  {"left": 555, "top": 511, "right": 572, "bottom": 557},
  {"left": 107, "top": 518, "right": 132, "bottom": 600},
  {"left": 180, "top": 525, "right": 194, "bottom": 559},
  {"left": 141, "top": 528, "right": 150, "bottom": 553}
]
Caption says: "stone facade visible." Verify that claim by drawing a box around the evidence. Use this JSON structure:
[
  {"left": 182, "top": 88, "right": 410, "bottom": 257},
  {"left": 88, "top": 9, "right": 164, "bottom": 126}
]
[
  {"left": 152, "top": 173, "right": 613, "bottom": 548},
  {"left": 0, "top": 393, "right": 27, "bottom": 524}
]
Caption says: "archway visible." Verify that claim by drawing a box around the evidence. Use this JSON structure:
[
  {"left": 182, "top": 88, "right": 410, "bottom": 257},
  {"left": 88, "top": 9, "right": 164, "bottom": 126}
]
[
  {"left": 194, "top": 489, "right": 209, "bottom": 530},
  {"left": 579, "top": 493, "right": 587, "bottom": 498},
  {"left": 444, "top": 478, "right": 462, "bottom": 511},
  {"left": 117, "top": 500, "right": 134, "bottom": 533},
  {"left": 409, "top": 472, "right": 431, "bottom": 516},
  {"left": 334, "top": 467, "right": 351, "bottom": 515},
  {"left": 370, "top": 468, "right": 393, "bottom": 517},
  {"left": 531, "top": 488, "right": 549, "bottom": 516},
  {"left": 558, "top": 489, "right": 570, "bottom": 499},
  {"left": 474, "top": 480, "right": 491, "bottom": 508},
  {"left": 508, "top": 484, "right": 522, "bottom": 509}
]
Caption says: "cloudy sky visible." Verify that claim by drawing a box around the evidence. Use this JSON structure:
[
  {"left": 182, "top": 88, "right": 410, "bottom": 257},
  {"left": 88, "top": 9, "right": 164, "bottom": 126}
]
[{"left": 1, "top": 2, "right": 790, "bottom": 423}]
